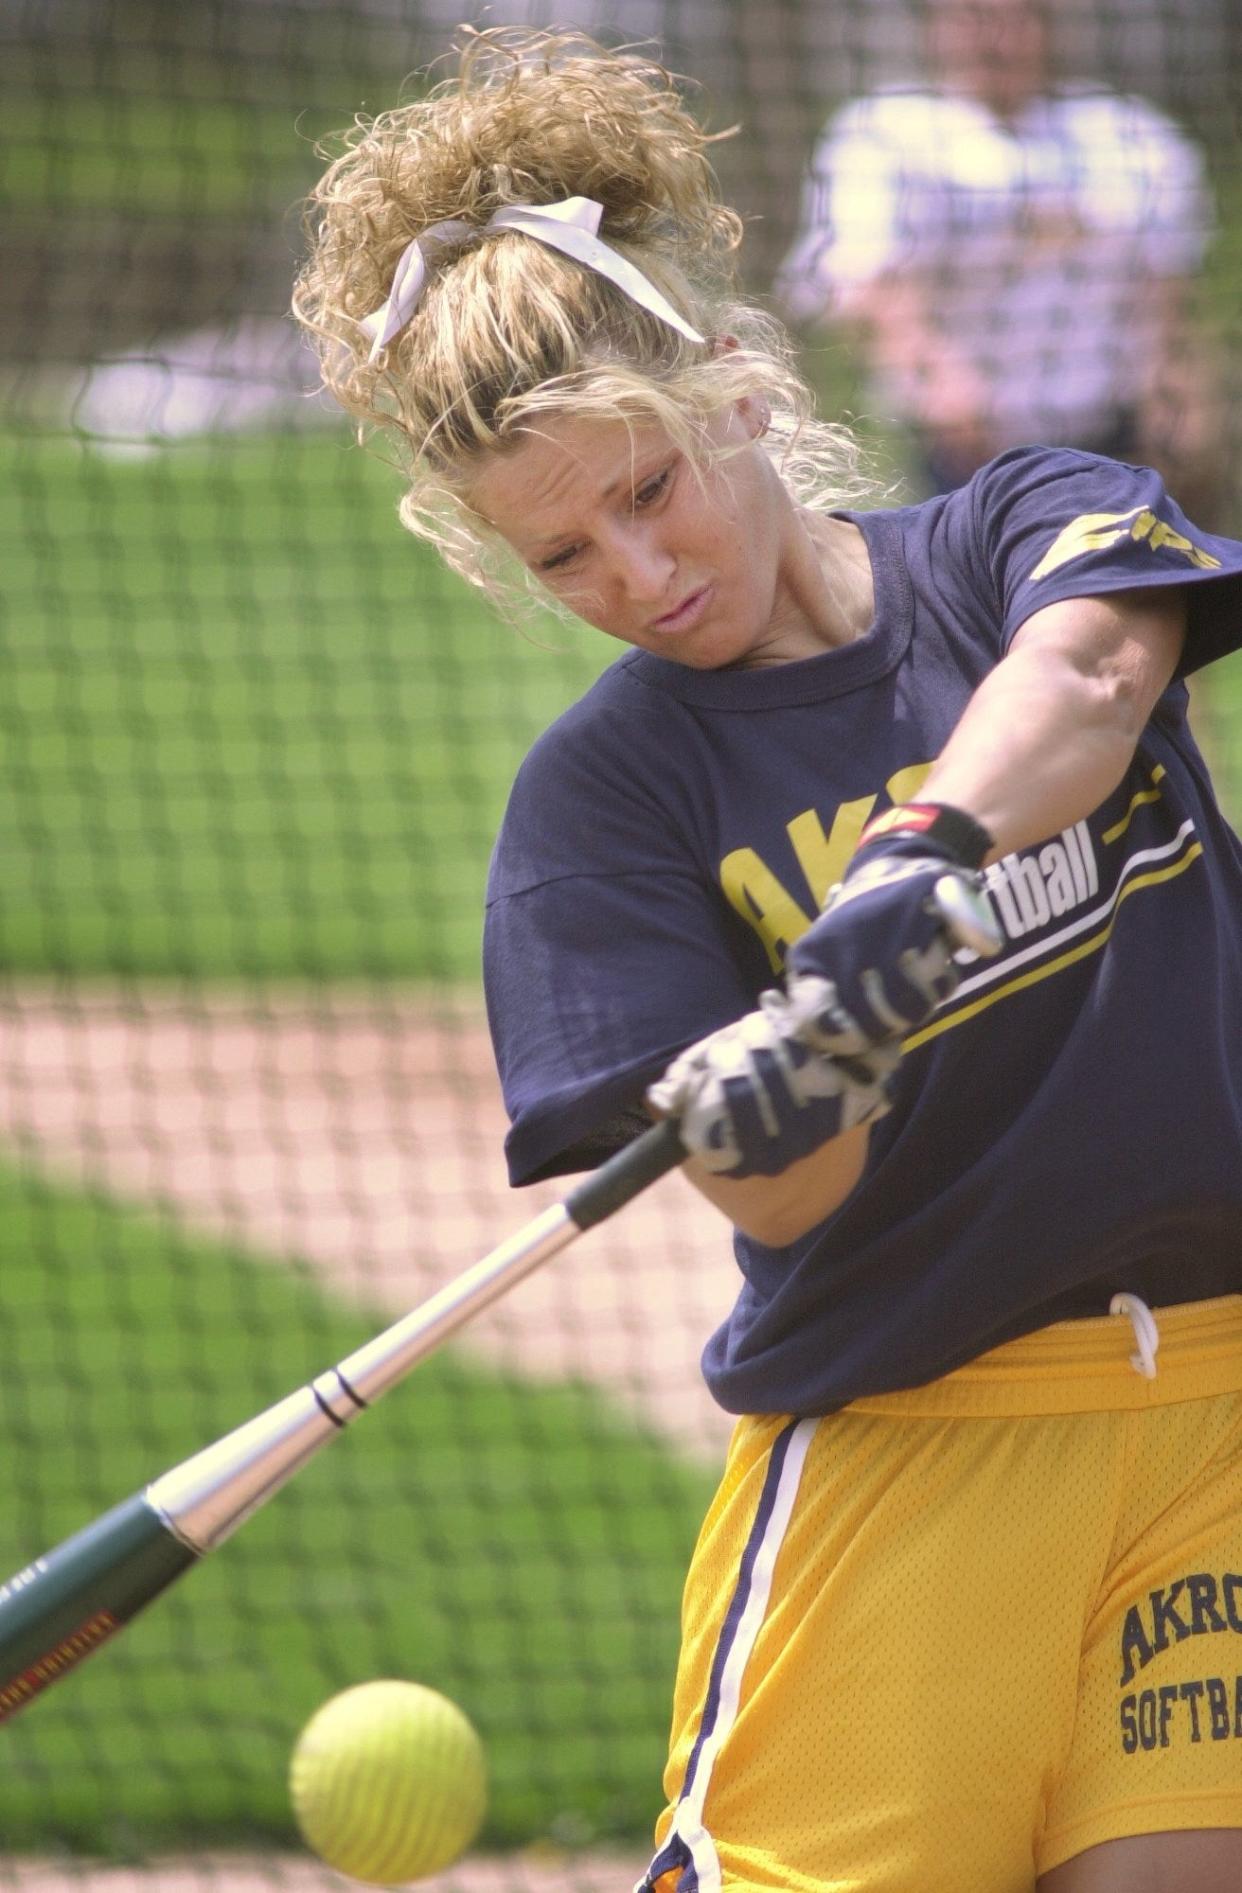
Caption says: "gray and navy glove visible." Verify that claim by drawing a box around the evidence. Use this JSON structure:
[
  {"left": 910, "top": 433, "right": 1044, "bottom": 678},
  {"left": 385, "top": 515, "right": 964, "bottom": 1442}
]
[
  {"left": 646, "top": 979, "right": 899, "bottom": 1178},
  {"left": 785, "top": 801, "right": 1003, "bottom": 1055}
]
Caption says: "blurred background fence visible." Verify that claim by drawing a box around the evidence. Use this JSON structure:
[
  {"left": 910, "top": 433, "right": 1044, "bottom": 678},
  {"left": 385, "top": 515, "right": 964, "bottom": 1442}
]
[{"left": 1, "top": 1, "right": 1240, "bottom": 1887}]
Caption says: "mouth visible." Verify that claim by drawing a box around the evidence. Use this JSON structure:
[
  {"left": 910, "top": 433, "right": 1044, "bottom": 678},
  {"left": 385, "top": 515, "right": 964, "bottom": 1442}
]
[{"left": 649, "top": 584, "right": 712, "bottom": 636}]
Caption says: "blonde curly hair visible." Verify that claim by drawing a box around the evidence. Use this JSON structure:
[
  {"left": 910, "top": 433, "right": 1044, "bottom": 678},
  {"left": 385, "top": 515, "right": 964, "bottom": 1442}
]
[{"left": 293, "top": 27, "right": 870, "bottom": 608}]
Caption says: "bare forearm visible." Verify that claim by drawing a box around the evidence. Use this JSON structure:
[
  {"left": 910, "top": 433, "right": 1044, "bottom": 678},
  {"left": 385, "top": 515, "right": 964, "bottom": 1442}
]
[
  {"left": 921, "top": 649, "right": 1149, "bottom": 857},
  {"left": 920, "top": 590, "right": 1188, "bottom": 859},
  {"left": 682, "top": 1125, "right": 871, "bottom": 1246}
]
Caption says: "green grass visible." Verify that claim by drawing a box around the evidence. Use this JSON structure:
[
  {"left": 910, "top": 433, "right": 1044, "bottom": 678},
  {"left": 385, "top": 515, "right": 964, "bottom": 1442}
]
[
  {"left": 0, "top": 95, "right": 312, "bottom": 218},
  {"left": 0, "top": 431, "right": 611, "bottom": 981},
  {"left": 1204, "top": 653, "right": 1242, "bottom": 811},
  {"left": 0, "top": 44, "right": 422, "bottom": 222},
  {"left": 0, "top": 1161, "right": 712, "bottom": 1854}
]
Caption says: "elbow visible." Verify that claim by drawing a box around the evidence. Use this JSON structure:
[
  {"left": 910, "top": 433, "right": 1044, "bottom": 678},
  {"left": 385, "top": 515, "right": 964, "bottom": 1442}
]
[
  {"left": 1014, "top": 591, "right": 1188, "bottom": 736},
  {"left": 1060, "top": 590, "right": 1188, "bottom": 737},
  {"left": 1076, "top": 665, "right": 1155, "bottom": 755},
  {"left": 1082, "top": 667, "right": 1178, "bottom": 778}
]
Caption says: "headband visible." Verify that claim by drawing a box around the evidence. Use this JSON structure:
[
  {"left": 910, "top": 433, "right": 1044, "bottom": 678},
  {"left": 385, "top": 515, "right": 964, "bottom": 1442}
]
[{"left": 360, "top": 194, "right": 706, "bottom": 363}]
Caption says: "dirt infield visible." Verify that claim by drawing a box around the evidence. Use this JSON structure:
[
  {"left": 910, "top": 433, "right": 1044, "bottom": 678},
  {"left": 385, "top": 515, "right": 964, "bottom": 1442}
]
[{"left": 0, "top": 982, "right": 736, "bottom": 1459}]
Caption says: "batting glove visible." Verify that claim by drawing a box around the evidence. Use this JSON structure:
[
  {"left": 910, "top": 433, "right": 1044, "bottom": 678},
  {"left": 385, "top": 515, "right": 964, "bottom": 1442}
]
[
  {"left": 646, "top": 981, "right": 899, "bottom": 1178},
  {"left": 784, "top": 802, "right": 1003, "bottom": 1056}
]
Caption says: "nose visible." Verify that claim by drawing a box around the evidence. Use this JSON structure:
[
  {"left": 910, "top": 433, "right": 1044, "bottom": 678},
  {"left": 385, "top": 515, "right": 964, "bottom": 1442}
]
[{"left": 606, "top": 519, "right": 676, "bottom": 606}]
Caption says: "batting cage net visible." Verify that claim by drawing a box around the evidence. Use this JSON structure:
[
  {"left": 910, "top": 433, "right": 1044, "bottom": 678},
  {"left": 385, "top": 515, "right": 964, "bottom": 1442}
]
[{"left": 1, "top": 1, "right": 1240, "bottom": 1886}]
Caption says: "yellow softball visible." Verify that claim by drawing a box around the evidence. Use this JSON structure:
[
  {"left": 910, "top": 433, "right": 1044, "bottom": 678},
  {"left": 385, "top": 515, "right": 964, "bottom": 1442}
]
[{"left": 290, "top": 1680, "right": 487, "bottom": 1885}]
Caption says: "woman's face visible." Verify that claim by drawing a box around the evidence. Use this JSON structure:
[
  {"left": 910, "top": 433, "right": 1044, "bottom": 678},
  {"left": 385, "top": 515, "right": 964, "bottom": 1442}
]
[{"left": 468, "top": 402, "right": 815, "bottom": 670}]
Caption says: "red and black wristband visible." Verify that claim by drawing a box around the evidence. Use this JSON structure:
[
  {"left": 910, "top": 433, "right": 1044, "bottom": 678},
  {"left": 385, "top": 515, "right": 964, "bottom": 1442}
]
[{"left": 855, "top": 801, "right": 994, "bottom": 870}]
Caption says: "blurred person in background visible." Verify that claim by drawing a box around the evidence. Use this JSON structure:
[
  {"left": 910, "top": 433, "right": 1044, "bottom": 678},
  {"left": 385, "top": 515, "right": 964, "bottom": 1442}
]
[{"left": 776, "top": 0, "right": 1228, "bottom": 519}]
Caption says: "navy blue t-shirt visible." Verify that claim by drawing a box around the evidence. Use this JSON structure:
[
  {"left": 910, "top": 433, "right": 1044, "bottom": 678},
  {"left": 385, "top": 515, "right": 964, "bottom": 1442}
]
[{"left": 484, "top": 448, "right": 1242, "bottom": 1413}]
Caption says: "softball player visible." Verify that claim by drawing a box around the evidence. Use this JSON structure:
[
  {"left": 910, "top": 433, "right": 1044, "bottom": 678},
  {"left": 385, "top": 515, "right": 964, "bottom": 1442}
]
[{"left": 295, "top": 28, "right": 1242, "bottom": 1890}]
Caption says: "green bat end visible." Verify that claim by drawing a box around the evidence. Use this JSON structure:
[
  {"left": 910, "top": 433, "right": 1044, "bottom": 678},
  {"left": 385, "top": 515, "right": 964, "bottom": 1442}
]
[{"left": 0, "top": 1493, "right": 198, "bottom": 1724}]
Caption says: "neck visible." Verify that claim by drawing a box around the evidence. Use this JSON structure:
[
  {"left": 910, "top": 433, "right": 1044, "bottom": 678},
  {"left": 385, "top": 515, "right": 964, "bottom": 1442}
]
[
  {"left": 798, "top": 505, "right": 873, "bottom": 639},
  {"left": 742, "top": 497, "right": 873, "bottom": 668}
]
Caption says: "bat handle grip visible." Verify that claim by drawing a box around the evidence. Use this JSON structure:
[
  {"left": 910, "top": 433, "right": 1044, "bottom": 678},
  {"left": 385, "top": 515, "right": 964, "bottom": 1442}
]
[{"left": 565, "top": 1118, "right": 686, "bottom": 1230}]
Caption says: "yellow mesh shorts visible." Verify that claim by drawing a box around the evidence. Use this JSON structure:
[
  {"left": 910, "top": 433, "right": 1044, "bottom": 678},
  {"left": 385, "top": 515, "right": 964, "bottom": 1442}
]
[{"left": 642, "top": 1297, "right": 1242, "bottom": 1893}]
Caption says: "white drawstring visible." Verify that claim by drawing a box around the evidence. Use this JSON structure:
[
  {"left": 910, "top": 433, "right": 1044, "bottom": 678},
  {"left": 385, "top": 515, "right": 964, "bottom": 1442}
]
[{"left": 1110, "top": 1292, "right": 1159, "bottom": 1380}]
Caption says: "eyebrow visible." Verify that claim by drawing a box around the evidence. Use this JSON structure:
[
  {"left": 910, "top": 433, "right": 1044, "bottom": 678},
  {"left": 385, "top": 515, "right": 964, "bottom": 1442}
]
[{"left": 528, "top": 460, "right": 663, "bottom": 549}]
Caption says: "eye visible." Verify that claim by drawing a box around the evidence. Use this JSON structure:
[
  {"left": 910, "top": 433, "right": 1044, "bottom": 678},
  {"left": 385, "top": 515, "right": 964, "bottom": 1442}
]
[
  {"left": 634, "top": 467, "right": 672, "bottom": 509},
  {"left": 537, "top": 543, "right": 583, "bottom": 574}
]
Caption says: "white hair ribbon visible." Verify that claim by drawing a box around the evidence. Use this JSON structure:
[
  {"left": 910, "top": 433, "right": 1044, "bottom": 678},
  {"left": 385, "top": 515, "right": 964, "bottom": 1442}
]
[{"left": 360, "top": 194, "right": 705, "bottom": 363}]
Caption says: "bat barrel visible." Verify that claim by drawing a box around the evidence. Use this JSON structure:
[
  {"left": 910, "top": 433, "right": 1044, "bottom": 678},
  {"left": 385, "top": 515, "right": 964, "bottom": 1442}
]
[{"left": 0, "top": 1493, "right": 196, "bottom": 1723}]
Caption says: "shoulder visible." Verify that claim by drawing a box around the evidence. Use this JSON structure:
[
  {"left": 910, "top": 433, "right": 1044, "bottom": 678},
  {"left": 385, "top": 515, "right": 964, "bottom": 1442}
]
[
  {"left": 924, "top": 443, "right": 1175, "bottom": 610},
  {"left": 1051, "top": 81, "right": 1186, "bottom": 131},
  {"left": 964, "top": 443, "right": 1122, "bottom": 508},
  {"left": 959, "top": 443, "right": 1193, "bottom": 520},
  {"left": 958, "top": 447, "right": 1242, "bottom": 651},
  {"left": 490, "top": 654, "right": 696, "bottom": 897},
  {"left": 508, "top": 653, "right": 680, "bottom": 804},
  {"left": 960, "top": 446, "right": 1176, "bottom": 565}
]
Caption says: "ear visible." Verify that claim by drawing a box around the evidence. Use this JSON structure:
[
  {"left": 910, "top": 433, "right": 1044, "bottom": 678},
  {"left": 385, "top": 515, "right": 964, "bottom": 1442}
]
[
  {"left": 734, "top": 392, "right": 772, "bottom": 441},
  {"left": 710, "top": 338, "right": 770, "bottom": 441}
]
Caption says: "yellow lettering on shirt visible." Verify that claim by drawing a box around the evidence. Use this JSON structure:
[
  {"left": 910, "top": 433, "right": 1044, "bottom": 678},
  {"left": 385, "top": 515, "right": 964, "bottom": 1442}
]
[
  {"left": 719, "top": 850, "right": 814, "bottom": 972},
  {"left": 1133, "top": 511, "right": 1221, "bottom": 568},
  {"left": 1028, "top": 508, "right": 1147, "bottom": 580},
  {"left": 786, "top": 798, "right": 875, "bottom": 908},
  {"left": 787, "top": 766, "right": 934, "bottom": 909},
  {"left": 885, "top": 761, "right": 936, "bottom": 807},
  {"left": 721, "top": 765, "right": 937, "bottom": 967},
  {"left": 1029, "top": 507, "right": 1220, "bottom": 582}
]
